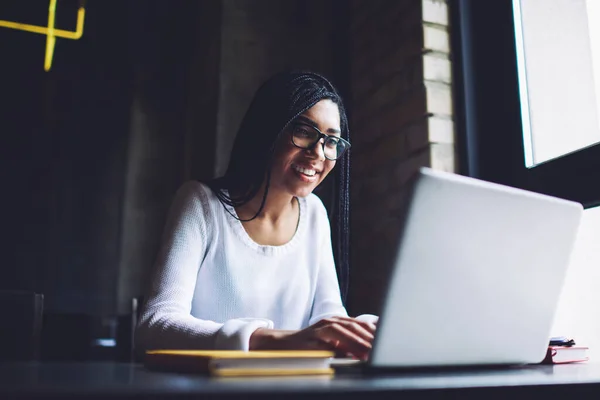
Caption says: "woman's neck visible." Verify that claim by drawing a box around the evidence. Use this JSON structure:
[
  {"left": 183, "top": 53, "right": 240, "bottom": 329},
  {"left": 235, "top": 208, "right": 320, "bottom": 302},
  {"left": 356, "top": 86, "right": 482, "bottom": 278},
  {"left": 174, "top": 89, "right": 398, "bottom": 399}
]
[{"left": 236, "top": 185, "right": 295, "bottom": 223}]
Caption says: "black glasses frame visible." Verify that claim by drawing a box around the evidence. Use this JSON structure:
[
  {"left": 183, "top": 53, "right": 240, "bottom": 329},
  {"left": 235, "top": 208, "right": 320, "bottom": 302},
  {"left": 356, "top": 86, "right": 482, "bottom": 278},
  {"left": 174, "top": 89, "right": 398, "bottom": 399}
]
[{"left": 289, "top": 123, "right": 351, "bottom": 161}]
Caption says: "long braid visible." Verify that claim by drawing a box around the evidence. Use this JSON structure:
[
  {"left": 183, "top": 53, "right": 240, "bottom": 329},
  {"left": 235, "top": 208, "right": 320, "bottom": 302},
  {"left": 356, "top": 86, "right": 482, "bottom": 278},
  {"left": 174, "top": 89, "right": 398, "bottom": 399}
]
[
  {"left": 206, "top": 71, "right": 351, "bottom": 303},
  {"left": 332, "top": 101, "right": 350, "bottom": 304},
  {"left": 335, "top": 140, "right": 350, "bottom": 304}
]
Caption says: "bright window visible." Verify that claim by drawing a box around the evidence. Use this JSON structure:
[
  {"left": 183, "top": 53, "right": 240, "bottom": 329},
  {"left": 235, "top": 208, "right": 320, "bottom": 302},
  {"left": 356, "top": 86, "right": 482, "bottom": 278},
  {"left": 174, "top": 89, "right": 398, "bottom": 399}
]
[{"left": 514, "top": 0, "right": 600, "bottom": 167}]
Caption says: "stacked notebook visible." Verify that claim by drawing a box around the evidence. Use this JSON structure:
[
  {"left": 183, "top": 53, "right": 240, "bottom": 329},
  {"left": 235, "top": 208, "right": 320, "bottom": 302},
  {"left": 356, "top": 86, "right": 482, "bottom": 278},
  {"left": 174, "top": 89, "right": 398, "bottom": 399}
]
[
  {"left": 145, "top": 350, "right": 335, "bottom": 377},
  {"left": 542, "top": 346, "right": 589, "bottom": 364},
  {"left": 542, "top": 337, "right": 589, "bottom": 364}
]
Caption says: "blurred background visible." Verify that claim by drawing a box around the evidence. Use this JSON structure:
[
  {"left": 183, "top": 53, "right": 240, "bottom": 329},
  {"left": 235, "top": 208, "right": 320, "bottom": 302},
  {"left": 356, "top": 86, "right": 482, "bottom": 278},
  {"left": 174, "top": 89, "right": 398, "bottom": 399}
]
[{"left": 0, "top": 0, "right": 454, "bottom": 361}]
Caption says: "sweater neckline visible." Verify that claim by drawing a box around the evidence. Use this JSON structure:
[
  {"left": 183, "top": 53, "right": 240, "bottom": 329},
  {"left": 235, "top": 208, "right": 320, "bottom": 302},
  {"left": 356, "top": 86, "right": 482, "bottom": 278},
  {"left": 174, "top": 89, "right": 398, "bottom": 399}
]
[{"left": 223, "top": 194, "right": 307, "bottom": 256}]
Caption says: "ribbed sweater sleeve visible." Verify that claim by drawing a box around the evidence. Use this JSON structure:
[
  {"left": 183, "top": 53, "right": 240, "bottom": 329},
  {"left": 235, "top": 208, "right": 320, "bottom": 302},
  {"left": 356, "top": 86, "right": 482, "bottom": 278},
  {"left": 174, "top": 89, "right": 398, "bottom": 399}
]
[{"left": 135, "top": 182, "right": 272, "bottom": 353}]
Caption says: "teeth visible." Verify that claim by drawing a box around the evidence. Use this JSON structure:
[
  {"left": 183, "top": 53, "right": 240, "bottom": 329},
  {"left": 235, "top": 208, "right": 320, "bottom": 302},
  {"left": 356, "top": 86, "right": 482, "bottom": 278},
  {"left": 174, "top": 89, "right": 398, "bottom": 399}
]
[{"left": 293, "top": 165, "right": 316, "bottom": 176}]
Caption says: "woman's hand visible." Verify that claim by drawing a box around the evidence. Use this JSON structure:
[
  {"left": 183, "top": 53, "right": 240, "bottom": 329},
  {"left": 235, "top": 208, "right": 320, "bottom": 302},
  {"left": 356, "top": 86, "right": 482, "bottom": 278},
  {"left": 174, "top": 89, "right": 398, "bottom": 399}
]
[{"left": 249, "top": 316, "right": 376, "bottom": 360}]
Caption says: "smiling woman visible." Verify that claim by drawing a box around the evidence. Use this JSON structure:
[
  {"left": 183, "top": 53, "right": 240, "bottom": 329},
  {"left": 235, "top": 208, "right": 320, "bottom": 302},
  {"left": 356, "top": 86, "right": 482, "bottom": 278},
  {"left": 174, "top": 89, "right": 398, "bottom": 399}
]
[
  {"left": 268, "top": 99, "right": 345, "bottom": 198},
  {"left": 136, "top": 71, "right": 377, "bottom": 358}
]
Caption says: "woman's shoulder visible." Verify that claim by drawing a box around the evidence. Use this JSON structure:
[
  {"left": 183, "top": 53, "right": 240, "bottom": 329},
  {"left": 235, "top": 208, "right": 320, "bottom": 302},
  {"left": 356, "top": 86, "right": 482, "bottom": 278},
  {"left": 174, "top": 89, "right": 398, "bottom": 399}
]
[
  {"left": 170, "top": 180, "right": 221, "bottom": 215},
  {"left": 175, "top": 181, "right": 219, "bottom": 201},
  {"left": 301, "top": 193, "right": 330, "bottom": 222}
]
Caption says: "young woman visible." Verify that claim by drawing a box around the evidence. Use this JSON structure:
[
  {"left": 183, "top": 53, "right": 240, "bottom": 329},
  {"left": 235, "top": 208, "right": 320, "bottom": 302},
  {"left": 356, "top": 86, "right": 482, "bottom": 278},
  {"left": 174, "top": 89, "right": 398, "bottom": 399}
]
[{"left": 136, "top": 71, "right": 377, "bottom": 360}]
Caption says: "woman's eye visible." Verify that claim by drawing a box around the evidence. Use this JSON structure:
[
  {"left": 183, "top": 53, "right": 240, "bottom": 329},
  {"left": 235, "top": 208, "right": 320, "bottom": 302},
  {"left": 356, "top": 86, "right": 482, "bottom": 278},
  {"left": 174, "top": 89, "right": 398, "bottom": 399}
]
[
  {"left": 326, "top": 138, "right": 340, "bottom": 148},
  {"left": 294, "top": 127, "right": 311, "bottom": 137}
]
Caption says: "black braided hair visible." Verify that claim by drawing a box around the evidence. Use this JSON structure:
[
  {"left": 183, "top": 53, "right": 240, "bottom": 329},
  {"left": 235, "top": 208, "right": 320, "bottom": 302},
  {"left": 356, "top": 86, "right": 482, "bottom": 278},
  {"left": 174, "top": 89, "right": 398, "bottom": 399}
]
[{"left": 205, "top": 70, "right": 351, "bottom": 304}]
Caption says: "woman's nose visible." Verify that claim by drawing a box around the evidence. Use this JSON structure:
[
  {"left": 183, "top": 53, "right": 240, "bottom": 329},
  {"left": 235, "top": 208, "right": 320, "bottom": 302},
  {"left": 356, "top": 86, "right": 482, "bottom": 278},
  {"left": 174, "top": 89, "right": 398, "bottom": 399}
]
[{"left": 306, "top": 139, "right": 326, "bottom": 160}]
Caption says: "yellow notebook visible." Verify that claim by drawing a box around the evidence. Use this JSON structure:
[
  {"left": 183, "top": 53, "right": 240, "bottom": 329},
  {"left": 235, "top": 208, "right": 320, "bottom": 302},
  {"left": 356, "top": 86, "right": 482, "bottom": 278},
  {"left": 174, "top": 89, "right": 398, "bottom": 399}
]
[{"left": 145, "top": 350, "right": 335, "bottom": 377}]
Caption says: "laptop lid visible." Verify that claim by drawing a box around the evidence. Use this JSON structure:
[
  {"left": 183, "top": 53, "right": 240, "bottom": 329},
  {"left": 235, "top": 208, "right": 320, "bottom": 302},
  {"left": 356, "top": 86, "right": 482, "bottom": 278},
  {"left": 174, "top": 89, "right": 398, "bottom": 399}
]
[{"left": 369, "top": 168, "right": 583, "bottom": 368}]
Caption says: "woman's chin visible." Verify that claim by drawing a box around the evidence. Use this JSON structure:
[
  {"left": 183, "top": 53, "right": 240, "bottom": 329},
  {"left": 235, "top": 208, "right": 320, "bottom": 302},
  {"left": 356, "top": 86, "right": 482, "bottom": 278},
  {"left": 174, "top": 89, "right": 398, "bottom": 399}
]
[{"left": 288, "top": 184, "right": 317, "bottom": 198}]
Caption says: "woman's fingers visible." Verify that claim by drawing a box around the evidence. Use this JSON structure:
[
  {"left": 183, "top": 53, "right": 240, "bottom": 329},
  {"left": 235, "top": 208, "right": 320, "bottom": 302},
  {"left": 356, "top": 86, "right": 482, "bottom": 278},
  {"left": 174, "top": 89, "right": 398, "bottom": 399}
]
[
  {"left": 312, "top": 322, "right": 372, "bottom": 359},
  {"left": 279, "top": 316, "right": 379, "bottom": 358},
  {"left": 337, "top": 319, "right": 376, "bottom": 342},
  {"left": 328, "top": 316, "right": 377, "bottom": 334},
  {"left": 318, "top": 317, "right": 376, "bottom": 342}
]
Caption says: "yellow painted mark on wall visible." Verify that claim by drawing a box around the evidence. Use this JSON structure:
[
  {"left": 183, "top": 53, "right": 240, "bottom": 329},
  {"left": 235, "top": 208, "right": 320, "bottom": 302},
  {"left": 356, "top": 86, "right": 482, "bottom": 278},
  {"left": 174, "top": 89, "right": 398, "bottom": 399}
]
[{"left": 0, "top": 0, "right": 86, "bottom": 71}]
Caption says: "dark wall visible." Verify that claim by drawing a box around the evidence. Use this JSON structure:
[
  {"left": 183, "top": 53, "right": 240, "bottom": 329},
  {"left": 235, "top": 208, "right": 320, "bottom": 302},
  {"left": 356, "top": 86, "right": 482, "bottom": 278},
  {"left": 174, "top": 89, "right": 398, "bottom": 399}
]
[
  {"left": 2, "top": 1, "right": 50, "bottom": 293},
  {"left": 2, "top": 0, "right": 134, "bottom": 315},
  {"left": 1, "top": 0, "right": 220, "bottom": 316},
  {"left": 116, "top": 0, "right": 222, "bottom": 314}
]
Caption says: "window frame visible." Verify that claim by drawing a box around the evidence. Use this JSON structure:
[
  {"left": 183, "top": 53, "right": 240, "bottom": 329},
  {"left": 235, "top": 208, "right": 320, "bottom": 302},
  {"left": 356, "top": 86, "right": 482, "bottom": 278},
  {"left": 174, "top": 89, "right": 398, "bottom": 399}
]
[{"left": 450, "top": 0, "right": 600, "bottom": 209}]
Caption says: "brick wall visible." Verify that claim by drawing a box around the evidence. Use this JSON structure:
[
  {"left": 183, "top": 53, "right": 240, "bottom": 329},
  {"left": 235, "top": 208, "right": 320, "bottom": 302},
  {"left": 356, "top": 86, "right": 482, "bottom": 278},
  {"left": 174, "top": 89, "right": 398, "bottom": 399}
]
[{"left": 347, "top": 0, "right": 454, "bottom": 315}]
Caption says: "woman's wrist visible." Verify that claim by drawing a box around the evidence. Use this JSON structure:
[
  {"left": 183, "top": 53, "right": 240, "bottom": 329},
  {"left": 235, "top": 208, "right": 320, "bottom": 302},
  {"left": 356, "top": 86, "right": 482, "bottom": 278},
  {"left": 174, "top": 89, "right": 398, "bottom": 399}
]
[
  {"left": 249, "top": 328, "right": 276, "bottom": 350},
  {"left": 249, "top": 328, "right": 292, "bottom": 350}
]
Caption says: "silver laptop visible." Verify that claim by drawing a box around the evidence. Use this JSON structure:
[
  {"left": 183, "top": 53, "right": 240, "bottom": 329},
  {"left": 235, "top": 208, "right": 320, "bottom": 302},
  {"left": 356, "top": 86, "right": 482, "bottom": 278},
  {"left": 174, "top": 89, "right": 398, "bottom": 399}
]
[{"left": 344, "top": 168, "right": 583, "bottom": 369}]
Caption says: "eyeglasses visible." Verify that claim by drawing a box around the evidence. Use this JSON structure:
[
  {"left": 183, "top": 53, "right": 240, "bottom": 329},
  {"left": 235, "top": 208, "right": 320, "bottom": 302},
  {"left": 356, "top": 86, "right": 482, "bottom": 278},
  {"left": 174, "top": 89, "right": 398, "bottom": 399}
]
[{"left": 289, "top": 123, "right": 351, "bottom": 160}]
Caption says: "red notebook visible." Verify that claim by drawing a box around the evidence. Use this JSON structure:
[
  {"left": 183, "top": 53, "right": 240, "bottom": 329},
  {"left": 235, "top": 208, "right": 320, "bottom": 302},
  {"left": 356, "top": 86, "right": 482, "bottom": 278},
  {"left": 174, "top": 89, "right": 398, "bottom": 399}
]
[{"left": 541, "top": 346, "right": 589, "bottom": 364}]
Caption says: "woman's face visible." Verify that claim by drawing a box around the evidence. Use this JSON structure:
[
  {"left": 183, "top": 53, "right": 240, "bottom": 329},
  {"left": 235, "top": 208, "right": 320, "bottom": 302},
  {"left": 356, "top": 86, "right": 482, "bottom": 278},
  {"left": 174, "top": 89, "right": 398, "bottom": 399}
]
[{"left": 270, "top": 99, "right": 341, "bottom": 198}]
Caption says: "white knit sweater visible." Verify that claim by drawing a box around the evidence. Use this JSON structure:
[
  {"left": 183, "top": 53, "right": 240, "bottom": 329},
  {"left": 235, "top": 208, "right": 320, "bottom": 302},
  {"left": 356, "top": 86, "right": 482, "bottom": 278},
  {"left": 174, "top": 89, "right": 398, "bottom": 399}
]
[{"left": 136, "top": 181, "right": 371, "bottom": 352}]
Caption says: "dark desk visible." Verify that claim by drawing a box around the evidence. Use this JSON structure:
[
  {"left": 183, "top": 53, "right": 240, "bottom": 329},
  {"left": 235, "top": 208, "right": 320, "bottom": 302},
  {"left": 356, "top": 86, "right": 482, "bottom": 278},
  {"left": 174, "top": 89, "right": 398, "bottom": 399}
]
[{"left": 1, "top": 362, "right": 599, "bottom": 399}]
